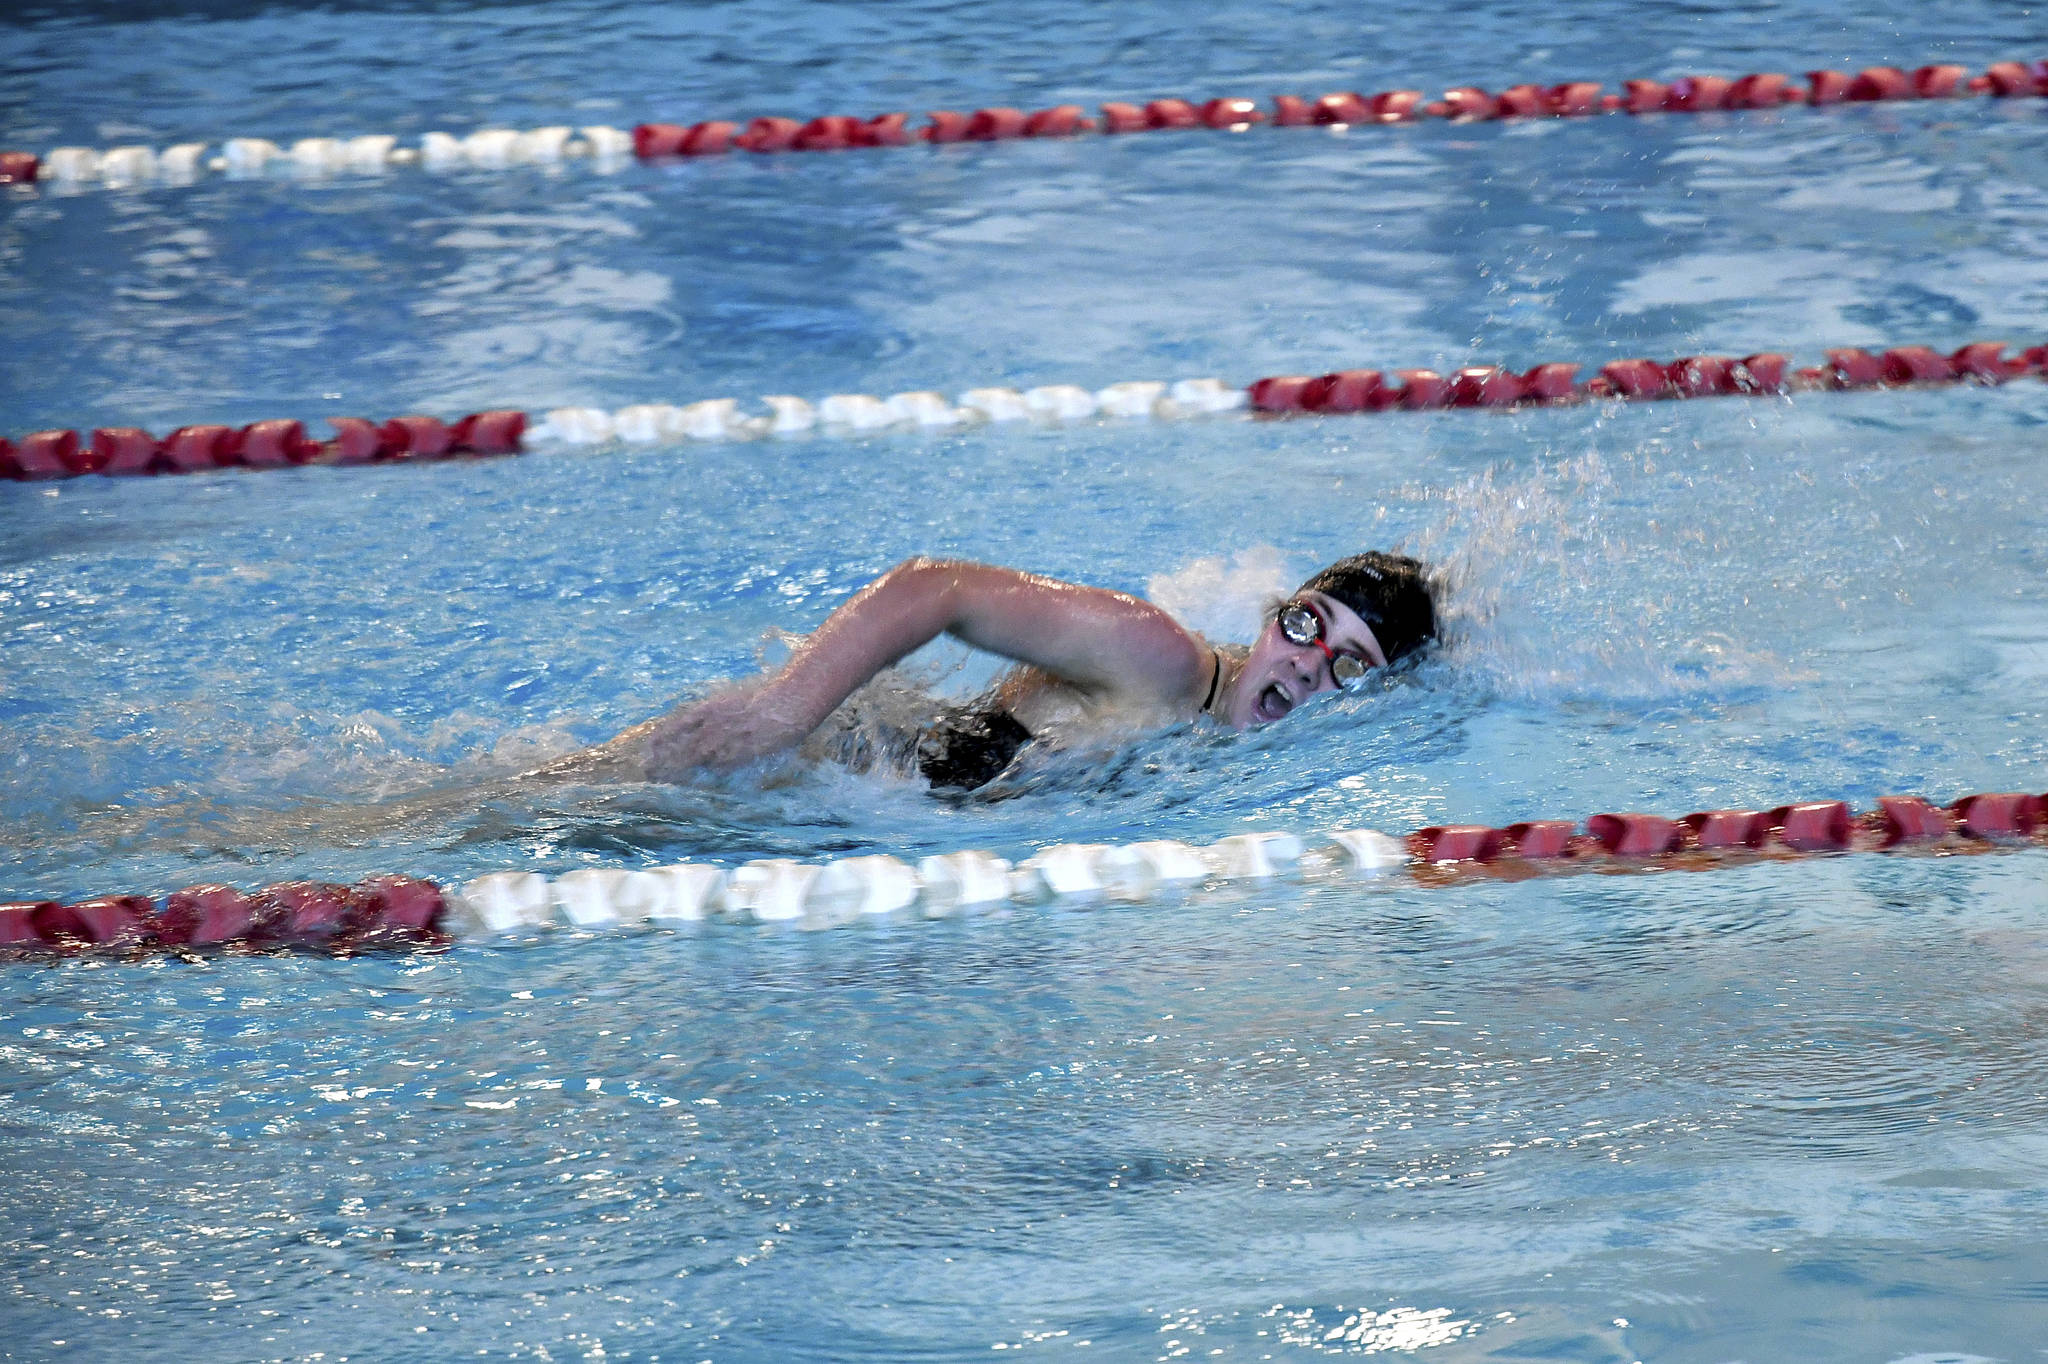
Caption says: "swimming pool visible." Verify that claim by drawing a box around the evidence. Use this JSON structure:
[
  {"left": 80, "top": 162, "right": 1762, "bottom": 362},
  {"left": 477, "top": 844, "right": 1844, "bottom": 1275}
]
[{"left": 6, "top": 0, "right": 2048, "bottom": 1357}]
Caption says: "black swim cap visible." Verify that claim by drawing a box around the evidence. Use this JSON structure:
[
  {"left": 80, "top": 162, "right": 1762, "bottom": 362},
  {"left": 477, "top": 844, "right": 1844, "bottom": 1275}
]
[{"left": 1297, "top": 551, "right": 1438, "bottom": 664}]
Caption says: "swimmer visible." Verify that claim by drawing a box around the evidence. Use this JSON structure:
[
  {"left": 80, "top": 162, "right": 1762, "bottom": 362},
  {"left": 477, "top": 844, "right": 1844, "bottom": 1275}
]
[
  {"left": 13, "top": 551, "right": 1440, "bottom": 862},
  {"left": 549, "top": 551, "right": 1437, "bottom": 791}
]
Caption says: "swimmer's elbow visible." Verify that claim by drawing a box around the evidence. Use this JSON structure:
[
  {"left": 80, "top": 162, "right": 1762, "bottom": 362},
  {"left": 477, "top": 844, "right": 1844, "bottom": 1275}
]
[
  {"left": 878, "top": 556, "right": 979, "bottom": 624},
  {"left": 887, "top": 554, "right": 973, "bottom": 588}
]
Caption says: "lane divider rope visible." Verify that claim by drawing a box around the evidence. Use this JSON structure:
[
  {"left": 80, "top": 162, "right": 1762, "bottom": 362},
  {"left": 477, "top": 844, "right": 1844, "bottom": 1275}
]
[
  {"left": 6, "top": 338, "right": 2044, "bottom": 484},
  {"left": 3, "top": 59, "right": 2043, "bottom": 193},
  {"left": 4, "top": 791, "right": 2042, "bottom": 959}
]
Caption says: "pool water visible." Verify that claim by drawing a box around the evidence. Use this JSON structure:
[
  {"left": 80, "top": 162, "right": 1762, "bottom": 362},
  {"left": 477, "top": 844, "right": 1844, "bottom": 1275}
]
[{"left": 4, "top": 1, "right": 2048, "bottom": 1359}]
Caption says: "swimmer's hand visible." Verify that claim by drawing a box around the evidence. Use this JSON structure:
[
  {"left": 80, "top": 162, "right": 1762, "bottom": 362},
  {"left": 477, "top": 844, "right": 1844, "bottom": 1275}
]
[{"left": 640, "top": 682, "right": 812, "bottom": 778}]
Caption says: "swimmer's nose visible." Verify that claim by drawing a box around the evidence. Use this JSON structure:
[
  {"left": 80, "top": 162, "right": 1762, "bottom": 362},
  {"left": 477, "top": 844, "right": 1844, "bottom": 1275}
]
[{"left": 1291, "top": 650, "right": 1330, "bottom": 694}]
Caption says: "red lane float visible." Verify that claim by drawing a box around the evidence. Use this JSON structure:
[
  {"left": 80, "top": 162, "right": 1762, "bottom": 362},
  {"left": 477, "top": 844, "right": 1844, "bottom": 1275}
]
[
  {"left": 1, "top": 410, "right": 527, "bottom": 482},
  {"left": 254, "top": 881, "right": 355, "bottom": 942},
  {"left": 5, "top": 429, "right": 79, "bottom": 478},
  {"left": 159, "top": 424, "right": 234, "bottom": 472},
  {"left": 1409, "top": 789, "right": 2048, "bottom": 877},
  {"left": 687, "top": 121, "right": 741, "bottom": 154},
  {"left": 1952, "top": 792, "right": 2041, "bottom": 838},
  {"left": 737, "top": 116, "right": 803, "bottom": 153},
  {"left": 964, "top": 107, "right": 1030, "bottom": 141},
  {"left": 1501, "top": 820, "right": 1580, "bottom": 858},
  {"left": 158, "top": 883, "right": 258, "bottom": 945},
  {"left": 1684, "top": 809, "right": 1767, "bottom": 850},
  {"left": 381, "top": 414, "right": 453, "bottom": 457},
  {"left": 1250, "top": 338, "right": 2046, "bottom": 418},
  {"left": 2, "top": 875, "right": 446, "bottom": 958},
  {"left": 89, "top": 427, "right": 162, "bottom": 475},
  {"left": 49, "top": 895, "right": 155, "bottom": 946},
  {"left": 351, "top": 874, "right": 447, "bottom": 932},
  {"left": 449, "top": 409, "right": 527, "bottom": 454},
  {"left": 235, "top": 418, "right": 323, "bottom": 467},
  {"left": 1868, "top": 796, "right": 1955, "bottom": 847},
  {"left": 1409, "top": 825, "right": 1503, "bottom": 862},
  {"left": 1769, "top": 800, "right": 1853, "bottom": 852},
  {"left": 1026, "top": 105, "right": 1091, "bottom": 137},
  {"left": 1588, "top": 812, "right": 1684, "bottom": 856},
  {"left": 1201, "top": 98, "right": 1265, "bottom": 128},
  {"left": 925, "top": 110, "right": 976, "bottom": 142},
  {"left": 0, "top": 903, "right": 57, "bottom": 946}
]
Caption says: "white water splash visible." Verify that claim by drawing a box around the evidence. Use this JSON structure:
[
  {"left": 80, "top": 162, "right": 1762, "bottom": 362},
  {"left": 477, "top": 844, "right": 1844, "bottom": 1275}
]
[
  {"left": 1414, "top": 451, "right": 1797, "bottom": 704},
  {"left": 1147, "top": 545, "right": 1298, "bottom": 644}
]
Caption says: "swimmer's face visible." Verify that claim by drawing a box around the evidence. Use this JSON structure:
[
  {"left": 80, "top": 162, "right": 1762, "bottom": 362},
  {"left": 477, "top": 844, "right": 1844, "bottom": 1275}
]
[{"left": 1220, "top": 591, "right": 1388, "bottom": 728}]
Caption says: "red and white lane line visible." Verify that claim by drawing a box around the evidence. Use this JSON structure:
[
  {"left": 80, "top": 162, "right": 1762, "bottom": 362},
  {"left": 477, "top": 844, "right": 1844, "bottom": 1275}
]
[
  {"left": 3, "top": 791, "right": 2042, "bottom": 959},
  {"left": 0, "top": 381, "right": 1244, "bottom": 481},
  {"left": 3, "top": 59, "right": 2043, "bottom": 193},
  {"left": 5, "top": 337, "right": 2044, "bottom": 484}
]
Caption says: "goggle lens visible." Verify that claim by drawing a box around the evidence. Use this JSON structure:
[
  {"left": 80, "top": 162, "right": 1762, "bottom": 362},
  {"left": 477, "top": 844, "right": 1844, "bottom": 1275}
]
[
  {"left": 1279, "top": 600, "right": 1372, "bottom": 688},
  {"left": 1278, "top": 602, "right": 1321, "bottom": 647}
]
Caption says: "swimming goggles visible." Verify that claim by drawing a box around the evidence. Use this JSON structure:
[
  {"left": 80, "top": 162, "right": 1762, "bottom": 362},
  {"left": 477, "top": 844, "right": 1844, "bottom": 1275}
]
[{"left": 1278, "top": 599, "right": 1373, "bottom": 687}]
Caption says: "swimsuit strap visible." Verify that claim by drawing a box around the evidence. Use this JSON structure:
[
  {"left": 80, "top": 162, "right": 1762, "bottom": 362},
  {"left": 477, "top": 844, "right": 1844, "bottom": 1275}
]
[{"left": 1202, "top": 647, "right": 1223, "bottom": 714}]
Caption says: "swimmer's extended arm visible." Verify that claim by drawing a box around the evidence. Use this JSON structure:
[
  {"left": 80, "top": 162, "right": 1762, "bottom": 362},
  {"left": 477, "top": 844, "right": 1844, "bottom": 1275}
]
[{"left": 641, "top": 557, "right": 1210, "bottom": 774}]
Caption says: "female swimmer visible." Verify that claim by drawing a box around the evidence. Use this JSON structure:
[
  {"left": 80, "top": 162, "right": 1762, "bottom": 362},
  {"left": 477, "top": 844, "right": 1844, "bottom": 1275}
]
[{"left": 548, "top": 551, "right": 1437, "bottom": 790}]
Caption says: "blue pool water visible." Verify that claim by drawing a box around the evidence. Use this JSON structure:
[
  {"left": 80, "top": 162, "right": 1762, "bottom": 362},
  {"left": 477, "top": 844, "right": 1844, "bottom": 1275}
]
[{"left": 5, "top": 1, "right": 2048, "bottom": 1359}]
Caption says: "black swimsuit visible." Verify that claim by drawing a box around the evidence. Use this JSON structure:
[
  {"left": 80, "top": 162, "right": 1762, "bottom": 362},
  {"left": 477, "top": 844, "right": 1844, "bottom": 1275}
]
[
  {"left": 914, "top": 647, "right": 1218, "bottom": 791},
  {"left": 916, "top": 706, "right": 1034, "bottom": 790}
]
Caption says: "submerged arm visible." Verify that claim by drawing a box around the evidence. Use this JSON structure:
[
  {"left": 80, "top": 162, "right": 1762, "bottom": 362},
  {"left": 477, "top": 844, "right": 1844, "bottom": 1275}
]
[{"left": 640, "top": 557, "right": 1209, "bottom": 775}]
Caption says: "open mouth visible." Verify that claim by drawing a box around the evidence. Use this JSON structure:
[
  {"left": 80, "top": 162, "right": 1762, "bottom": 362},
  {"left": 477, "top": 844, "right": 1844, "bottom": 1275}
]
[{"left": 1256, "top": 681, "right": 1295, "bottom": 722}]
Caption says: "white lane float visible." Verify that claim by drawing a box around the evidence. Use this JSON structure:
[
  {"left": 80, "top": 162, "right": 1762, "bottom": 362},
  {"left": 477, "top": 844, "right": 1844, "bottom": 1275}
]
[
  {"left": 524, "top": 375, "right": 1249, "bottom": 453},
  {"left": 443, "top": 825, "right": 1411, "bottom": 941}
]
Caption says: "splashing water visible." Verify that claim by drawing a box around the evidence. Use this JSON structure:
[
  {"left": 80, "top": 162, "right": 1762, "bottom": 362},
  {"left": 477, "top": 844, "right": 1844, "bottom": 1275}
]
[
  {"left": 1146, "top": 544, "right": 1299, "bottom": 644},
  {"left": 1416, "top": 450, "right": 1798, "bottom": 708}
]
